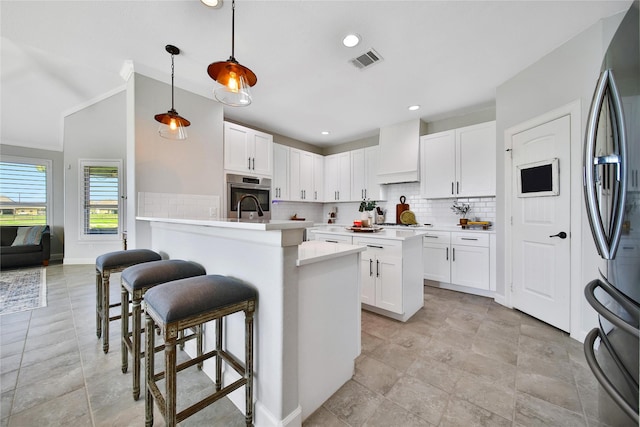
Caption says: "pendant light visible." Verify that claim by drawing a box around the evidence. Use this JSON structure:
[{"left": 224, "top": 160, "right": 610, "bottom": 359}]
[
  {"left": 207, "top": 0, "right": 257, "bottom": 107},
  {"left": 154, "top": 45, "right": 190, "bottom": 140}
]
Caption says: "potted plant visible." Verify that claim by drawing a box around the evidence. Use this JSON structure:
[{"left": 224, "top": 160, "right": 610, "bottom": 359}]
[
  {"left": 359, "top": 199, "right": 376, "bottom": 227},
  {"left": 451, "top": 201, "right": 471, "bottom": 225}
]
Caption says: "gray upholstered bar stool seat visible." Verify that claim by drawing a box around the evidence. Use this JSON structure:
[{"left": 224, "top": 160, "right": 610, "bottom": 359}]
[
  {"left": 120, "top": 259, "right": 206, "bottom": 400},
  {"left": 144, "top": 275, "right": 257, "bottom": 427},
  {"left": 95, "top": 249, "right": 161, "bottom": 353}
]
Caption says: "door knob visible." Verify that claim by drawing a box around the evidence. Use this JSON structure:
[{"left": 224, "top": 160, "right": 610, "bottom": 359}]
[{"left": 549, "top": 231, "right": 567, "bottom": 239}]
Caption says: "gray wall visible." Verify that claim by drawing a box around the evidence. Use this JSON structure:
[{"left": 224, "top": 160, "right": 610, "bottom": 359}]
[
  {"left": 495, "top": 11, "right": 626, "bottom": 337},
  {"left": 0, "top": 144, "right": 65, "bottom": 261},
  {"left": 63, "top": 90, "right": 127, "bottom": 263},
  {"left": 131, "top": 73, "right": 224, "bottom": 249}
]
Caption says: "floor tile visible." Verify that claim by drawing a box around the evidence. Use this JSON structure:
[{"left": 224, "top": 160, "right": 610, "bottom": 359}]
[{"left": 385, "top": 375, "right": 449, "bottom": 426}]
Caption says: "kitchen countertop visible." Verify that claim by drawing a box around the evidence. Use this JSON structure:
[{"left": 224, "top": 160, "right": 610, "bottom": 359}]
[
  {"left": 297, "top": 240, "right": 366, "bottom": 266},
  {"left": 137, "top": 216, "right": 314, "bottom": 231},
  {"left": 311, "top": 223, "right": 495, "bottom": 234},
  {"left": 309, "top": 226, "right": 427, "bottom": 240}
]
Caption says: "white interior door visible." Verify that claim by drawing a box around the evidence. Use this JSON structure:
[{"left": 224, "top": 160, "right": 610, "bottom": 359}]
[{"left": 511, "top": 115, "right": 571, "bottom": 331}]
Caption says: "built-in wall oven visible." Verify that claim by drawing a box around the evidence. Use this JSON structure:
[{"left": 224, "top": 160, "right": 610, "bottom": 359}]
[{"left": 226, "top": 173, "right": 271, "bottom": 220}]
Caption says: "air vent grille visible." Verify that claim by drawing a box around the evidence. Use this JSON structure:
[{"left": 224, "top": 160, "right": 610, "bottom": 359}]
[{"left": 350, "top": 48, "right": 383, "bottom": 70}]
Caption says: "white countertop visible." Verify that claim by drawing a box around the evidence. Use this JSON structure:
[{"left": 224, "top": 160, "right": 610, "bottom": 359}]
[
  {"left": 137, "top": 216, "right": 314, "bottom": 231},
  {"left": 297, "top": 241, "right": 366, "bottom": 266},
  {"left": 311, "top": 223, "right": 495, "bottom": 234},
  {"left": 309, "top": 226, "right": 428, "bottom": 240}
]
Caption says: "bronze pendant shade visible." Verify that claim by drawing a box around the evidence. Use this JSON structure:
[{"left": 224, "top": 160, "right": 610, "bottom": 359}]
[
  {"left": 155, "top": 45, "right": 190, "bottom": 140},
  {"left": 207, "top": 0, "right": 257, "bottom": 106}
]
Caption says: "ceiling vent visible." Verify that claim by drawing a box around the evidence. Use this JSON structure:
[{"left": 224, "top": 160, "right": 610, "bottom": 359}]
[{"left": 350, "top": 49, "right": 383, "bottom": 70}]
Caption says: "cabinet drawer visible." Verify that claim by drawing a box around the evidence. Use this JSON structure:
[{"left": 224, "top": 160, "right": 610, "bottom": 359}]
[
  {"left": 423, "top": 231, "right": 451, "bottom": 245},
  {"left": 353, "top": 237, "right": 402, "bottom": 256},
  {"left": 314, "top": 233, "right": 353, "bottom": 244},
  {"left": 452, "top": 232, "right": 489, "bottom": 247}
]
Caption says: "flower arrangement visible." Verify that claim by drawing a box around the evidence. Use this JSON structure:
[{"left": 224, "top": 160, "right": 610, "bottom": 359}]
[
  {"left": 359, "top": 198, "right": 377, "bottom": 212},
  {"left": 450, "top": 201, "right": 471, "bottom": 218}
]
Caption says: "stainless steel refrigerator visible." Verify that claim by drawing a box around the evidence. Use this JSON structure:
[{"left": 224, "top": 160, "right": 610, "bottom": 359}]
[{"left": 583, "top": 1, "right": 639, "bottom": 425}]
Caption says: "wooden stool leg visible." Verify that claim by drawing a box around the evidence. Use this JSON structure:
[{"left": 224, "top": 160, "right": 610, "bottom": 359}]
[
  {"left": 165, "top": 339, "right": 177, "bottom": 427},
  {"left": 121, "top": 286, "right": 129, "bottom": 374},
  {"left": 245, "top": 309, "right": 254, "bottom": 427},
  {"left": 102, "top": 271, "right": 110, "bottom": 353},
  {"left": 197, "top": 324, "right": 203, "bottom": 370},
  {"left": 95, "top": 270, "right": 102, "bottom": 338},
  {"left": 145, "top": 312, "right": 155, "bottom": 427},
  {"left": 216, "top": 317, "right": 223, "bottom": 391},
  {"left": 132, "top": 298, "right": 142, "bottom": 400}
]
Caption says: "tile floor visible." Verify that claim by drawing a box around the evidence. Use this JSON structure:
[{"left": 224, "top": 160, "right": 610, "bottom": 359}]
[{"left": 0, "top": 264, "right": 623, "bottom": 426}]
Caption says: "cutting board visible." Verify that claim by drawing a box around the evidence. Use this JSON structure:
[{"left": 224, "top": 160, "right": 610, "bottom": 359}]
[{"left": 396, "top": 196, "right": 410, "bottom": 224}]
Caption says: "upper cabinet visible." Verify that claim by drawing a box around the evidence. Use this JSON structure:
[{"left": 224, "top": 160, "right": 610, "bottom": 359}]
[
  {"left": 312, "top": 154, "right": 324, "bottom": 202},
  {"left": 290, "top": 148, "right": 314, "bottom": 201},
  {"left": 224, "top": 121, "right": 273, "bottom": 177},
  {"left": 272, "top": 143, "right": 289, "bottom": 200},
  {"left": 352, "top": 146, "right": 384, "bottom": 201},
  {"left": 325, "top": 152, "right": 351, "bottom": 202},
  {"left": 378, "top": 119, "right": 426, "bottom": 184},
  {"left": 420, "top": 121, "right": 496, "bottom": 198}
]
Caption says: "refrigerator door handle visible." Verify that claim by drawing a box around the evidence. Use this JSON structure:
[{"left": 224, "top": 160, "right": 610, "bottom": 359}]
[
  {"left": 584, "top": 69, "right": 628, "bottom": 260},
  {"left": 584, "top": 279, "right": 640, "bottom": 337},
  {"left": 584, "top": 328, "right": 639, "bottom": 424}
]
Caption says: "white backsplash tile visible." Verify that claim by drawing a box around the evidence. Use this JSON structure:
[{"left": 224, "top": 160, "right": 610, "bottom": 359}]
[{"left": 138, "top": 192, "right": 220, "bottom": 220}]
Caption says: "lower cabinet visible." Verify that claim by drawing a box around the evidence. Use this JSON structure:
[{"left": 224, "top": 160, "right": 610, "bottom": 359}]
[{"left": 424, "top": 231, "right": 492, "bottom": 293}]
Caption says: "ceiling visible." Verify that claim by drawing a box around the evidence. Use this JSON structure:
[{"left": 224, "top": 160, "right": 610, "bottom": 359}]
[{"left": 1, "top": 0, "right": 632, "bottom": 152}]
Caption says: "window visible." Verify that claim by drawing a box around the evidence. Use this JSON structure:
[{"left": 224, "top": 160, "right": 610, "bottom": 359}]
[
  {"left": 0, "top": 157, "right": 52, "bottom": 226},
  {"left": 80, "top": 160, "right": 122, "bottom": 239}
]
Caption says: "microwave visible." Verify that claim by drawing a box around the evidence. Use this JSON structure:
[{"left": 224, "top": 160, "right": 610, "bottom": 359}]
[{"left": 226, "top": 174, "right": 271, "bottom": 220}]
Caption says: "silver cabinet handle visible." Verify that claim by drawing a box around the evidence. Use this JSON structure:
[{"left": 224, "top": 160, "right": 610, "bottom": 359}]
[
  {"left": 248, "top": 157, "right": 251, "bottom": 170},
  {"left": 461, "top": 237, "right": 478, "bottom": 241},
  {"left": 584, "top": 69, "right": 627, "bottom": 260},
  {"left": 366, "top": 245, "right": 384, "bottom": 249},
  {"left": 314, "top": 191, "right": 317, "bottom": 200},
  {"left": 451, "top": 182, "right": 454, "bottom": 195},
  {"left": 452, "top": 247, "right": 455, "bottom": 262},
  {"left": 326, "top": 240, "right": 339, "bottom": 243},
  {"left": 456, "top": 181, "right": 459, "bottom": 194},
  {"left": 446, "top": 247, "right": 449, "bottom": 261},
  {"left": 424, "top": 235, "right": 439, "bottom": 239},
  {"left": 376, "top": 259, "right": 380, "bottom": 277},
  {"left": 369, "top": 259, "right": 373, "bottom": 276}
]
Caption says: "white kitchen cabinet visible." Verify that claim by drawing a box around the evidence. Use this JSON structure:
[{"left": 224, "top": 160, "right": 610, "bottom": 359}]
[
  {"left": 420, "top": 121, "right": 496, "bottom": 198},
  {"left": 224, "top": 121, "right": 273, "bottom": 177},
  {"left": 354, "top": 238, "right": 403, "bottom": 313},
  {"left": 272, "top": 143, "right": 289, "bottom": 200},
  {"left": 422, "top": 231, "right": 451, "bottom": 283},
  {"left": 351, "top": 146, "right": 383, "bottom": 201},
  {"left": 378, "top": 119, "right": 425, "bottom": 184},
  {"left": 424, "top": 231, "right": 491, "bottom": 293},
  {"left": 312, "top": 232, "right": 353, "bottom": 244},
  {"left": 312, "top": 154, "right": 324, "bottom": 202},
  {"left": 290, "top": 148, "right": 314, "bottom": 201},
  {"left": 325, "top": 152, "right": 351, "bottom": 202}
]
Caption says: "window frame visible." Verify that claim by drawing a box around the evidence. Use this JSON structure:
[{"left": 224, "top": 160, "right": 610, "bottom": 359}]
[
  {"left": 0, "top": 155, "right": 52, "bottom": 226},
  {"left": 78, "top": 159, "right": 123, "bottom": 242}
]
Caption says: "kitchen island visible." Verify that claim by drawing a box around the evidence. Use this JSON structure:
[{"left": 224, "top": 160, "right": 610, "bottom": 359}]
[{"left": 136, "top": 217, "right": 364, "bottom": 427}]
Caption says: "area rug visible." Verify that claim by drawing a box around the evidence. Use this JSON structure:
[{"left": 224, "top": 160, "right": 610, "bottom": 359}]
[{"left": 0, "top": 267, "right": 47, "bottom": 315}]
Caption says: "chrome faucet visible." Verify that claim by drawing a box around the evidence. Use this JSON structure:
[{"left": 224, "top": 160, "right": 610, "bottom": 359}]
[{"left": 237, "top": 194, "right": 264, "bottom": 220}]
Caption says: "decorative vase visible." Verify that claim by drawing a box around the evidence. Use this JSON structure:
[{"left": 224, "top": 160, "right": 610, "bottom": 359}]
[{"left": 459, "top": 218, "right": 468, "bottom": 225}]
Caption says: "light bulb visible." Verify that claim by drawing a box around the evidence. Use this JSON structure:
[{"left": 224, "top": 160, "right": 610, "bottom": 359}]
[
  {"left": 169, "top": 118, "right": 177, "bottom": 131},
  {"left": 228, "top": 72, "right": 239, "bottom": 92}
]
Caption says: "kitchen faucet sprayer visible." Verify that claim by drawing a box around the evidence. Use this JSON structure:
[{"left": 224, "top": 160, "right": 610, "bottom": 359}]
[{"left": 237, "top": 194, "right": 264, "bottom": 220}]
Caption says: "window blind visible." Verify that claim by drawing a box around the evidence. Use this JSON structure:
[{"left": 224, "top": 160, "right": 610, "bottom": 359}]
[
  {"left": 0, "top": 161, "right": 48, "bottom": 225},
  {"left": 82, "top": 165, "right": 119, "bottom": 235}
]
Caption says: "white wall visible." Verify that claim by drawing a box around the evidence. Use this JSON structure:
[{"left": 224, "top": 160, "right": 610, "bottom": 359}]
[
  {"left": 63, "top": 90, "right": 127, "bottom": 263},
  {"left": 495, "top": 11, "right": 626, "bottom": 339}
]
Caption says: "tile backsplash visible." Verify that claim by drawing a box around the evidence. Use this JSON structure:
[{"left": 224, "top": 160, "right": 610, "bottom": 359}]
[
  {"left": 272, "top": 181, "right": 496, "bottom": 227},
  {"left": 138, "top": 192, "right": 220, "bottom": 219}
]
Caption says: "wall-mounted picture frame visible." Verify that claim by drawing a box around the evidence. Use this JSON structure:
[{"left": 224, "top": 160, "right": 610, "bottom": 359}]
[{"left": 516, "top": 158, "right": 559, "bottom": 197}]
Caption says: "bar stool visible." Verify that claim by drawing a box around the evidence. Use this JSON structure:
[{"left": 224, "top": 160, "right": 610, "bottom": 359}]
[
  {"left": 120, "top": 259, "right": 206, "bottom": 400},
  {"left": 96, "top": 249, "right": 162, "bottom": 353},
  {"left": 144, "top": 275, "right": 257, "bottom": 427}
]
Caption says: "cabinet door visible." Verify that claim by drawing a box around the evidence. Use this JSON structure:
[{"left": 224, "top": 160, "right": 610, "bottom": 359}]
[
  {"left": 251, "top": 131, "right": 273, "bottom": 176},
  {"left": 420, "top": 131, "right": 456, "bottom": 198},
  {"left": 365, "top": 146, "right": 382, "bottom": 200},
  {"left": 351, "top": 148, "right": 366, "bottom": 200},
  {"left": 290, "top": 149, "right": 303, "bottom": 201},
  {"left": 324, "top": 154, "right": 339, "bottom": 201},
  {"left": 272, "top": 144, "right": 289, "bottom": 200},
  {"left": 312, "top": 154, "right": 324, "bottom": 201},
  {"left": 376, "top": 255, "right": 403, "bottom": 314},
  {"left": 451, "top": 245, "right": 489, "bottom": 290},
  {"left": 224, "top": 122, "right": 251, "bottom": 173},
  {"left": 423, "top": 243, "right": 451, "bottom": 282},
  {"left": 336, "top": 152, "right": 351, "bottom": 201},
  {"left": 456, "top": 121, "right": 496, "bottom": 197},
  {"left": 359, "top": 252, "right": 376, "bottom": 306},
  {"left": 313, "top": 233, "right": 353, "bottom": 244}
]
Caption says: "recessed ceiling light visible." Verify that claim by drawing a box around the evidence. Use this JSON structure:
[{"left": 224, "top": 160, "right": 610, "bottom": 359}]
[
  {"left": 201, "top": 0, "right": 223, "bottom": 8},
  {"left": 342, "top": 34, "right": 361, "bottom": 48},
  {"left": 408, "top": 105, "right": 420, "bottom": 111},
  {"left": 321, "top": 131, "right": 330, "bottom": 135}
]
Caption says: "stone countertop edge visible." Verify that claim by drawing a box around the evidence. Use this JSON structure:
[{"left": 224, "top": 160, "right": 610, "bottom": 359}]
[
  {"left": 136, "top": 216, "right": 314, "bottom": 231},
  {"left": 310, "top": 223, "right": 496, "bottom": 234},
  {"left": 297, "top": 241, "right": 366, "bottom": 266},
  {"left": 308, "top": 227, "right": 429, "bottom": 240}
]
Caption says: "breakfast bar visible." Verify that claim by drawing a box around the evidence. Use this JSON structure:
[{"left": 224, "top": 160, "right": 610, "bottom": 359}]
[{"left": 136, "top": 216, "right": 364, "bottom": 427}]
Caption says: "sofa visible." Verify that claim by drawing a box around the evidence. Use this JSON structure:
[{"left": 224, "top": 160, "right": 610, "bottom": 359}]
[{"left": 1, "top": 225, "right": 50, "bottom": 270}]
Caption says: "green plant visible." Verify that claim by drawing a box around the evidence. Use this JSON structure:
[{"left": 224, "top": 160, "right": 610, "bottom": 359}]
[
  {"left": 450, "top": 201, "right": 470, "bottom": 218},
  {"left": 359, "top": 198, "right": 376, "bottom": 212}
]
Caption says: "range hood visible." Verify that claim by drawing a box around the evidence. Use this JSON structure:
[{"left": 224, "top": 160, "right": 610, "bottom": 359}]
[{"left": 377, "top": 119, "right": 427, "bottom": 184}]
